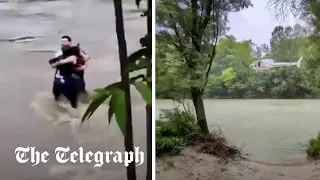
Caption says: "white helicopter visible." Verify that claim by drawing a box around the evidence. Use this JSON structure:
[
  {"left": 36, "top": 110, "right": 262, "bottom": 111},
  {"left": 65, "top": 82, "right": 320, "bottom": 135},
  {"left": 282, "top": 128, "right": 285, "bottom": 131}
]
[{"left": 249, "top": 56, "right": 303, "bottom": 71}]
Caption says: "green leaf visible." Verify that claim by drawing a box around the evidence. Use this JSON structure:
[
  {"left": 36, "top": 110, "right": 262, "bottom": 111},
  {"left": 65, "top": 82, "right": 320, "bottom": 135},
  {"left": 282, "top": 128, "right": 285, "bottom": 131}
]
[
  {"left": 93, "top": 88, "right": 106, "bottom": 93},
  {"left": 127, "top": 57, "right": 151, "bottom": 73},
  {"left": 128, "top": 48, "right": 148, "bottom": 63},
  {"left": 108, "top": 99, "right": 114, "bottom": 124},
  {"left": 126, "top": 48, "right": 151, "bottom": 73},
  {"left": 134, "top": 81, "right": 152, "bottom": 106},
  {"left": 101, "top": 82, "right": 123, "bottom": 91},
  {"left": 82, "top": 90, "right": 111, "bottom": 123},
  {"left": 110, "top": 88, "right": 126, "bottom": 135},
  {"left": 98, "top": 76, "right": 145, "bottom": 92}
]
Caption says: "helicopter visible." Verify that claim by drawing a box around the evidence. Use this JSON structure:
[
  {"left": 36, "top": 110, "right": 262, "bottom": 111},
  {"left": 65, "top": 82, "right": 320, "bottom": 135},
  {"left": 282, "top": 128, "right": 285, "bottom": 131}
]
[{"left": 249, "top": 56, "right": 303, "bottom": 71}]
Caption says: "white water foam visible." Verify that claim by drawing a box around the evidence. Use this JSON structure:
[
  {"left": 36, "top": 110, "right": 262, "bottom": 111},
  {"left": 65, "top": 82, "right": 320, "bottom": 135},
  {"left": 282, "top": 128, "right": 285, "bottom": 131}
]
[{"left": 29, "top": 92, "right": 118, "bottom": 144}]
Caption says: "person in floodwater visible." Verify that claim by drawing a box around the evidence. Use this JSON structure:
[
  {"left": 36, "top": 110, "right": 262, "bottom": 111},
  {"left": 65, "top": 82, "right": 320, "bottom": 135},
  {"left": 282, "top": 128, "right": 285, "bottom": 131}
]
[
  {"left": 49, "top": 36, "right": 84, "bottom": 108},
  {"left": 74, "top": 44, "right": 90, "bottom": 102},
  {"left": 49, "top": 46, "right": 80, "bottom": 108},
  {"left": 54, "top": 36, "right": 91, "bottom": 102}
]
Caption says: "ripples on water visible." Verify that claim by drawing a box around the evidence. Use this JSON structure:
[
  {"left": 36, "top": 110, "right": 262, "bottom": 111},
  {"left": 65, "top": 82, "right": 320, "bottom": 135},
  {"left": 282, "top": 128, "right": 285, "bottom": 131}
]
[
  {"left": 156, "top": 100, "right": 320, "bottom": 164},
  {"left": 29, "top": 92, "right": 114, "bottom": 144}
]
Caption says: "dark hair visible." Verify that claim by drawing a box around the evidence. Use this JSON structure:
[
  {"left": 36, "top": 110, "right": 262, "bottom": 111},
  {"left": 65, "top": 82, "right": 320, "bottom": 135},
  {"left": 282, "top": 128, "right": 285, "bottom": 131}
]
[
  {"left": 61, "top": 35, "right": 72, "bottom": 42},
  {"left": 63, "top": 46, "right": 80, "bottom": 57}
]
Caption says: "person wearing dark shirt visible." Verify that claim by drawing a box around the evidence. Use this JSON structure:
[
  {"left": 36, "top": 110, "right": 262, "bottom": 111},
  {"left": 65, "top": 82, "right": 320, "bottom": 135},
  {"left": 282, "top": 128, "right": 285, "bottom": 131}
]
[
  {"left": 50, "top": 44, "right": 81, "bottom": 108},
  {"left": 73, "top": 44, "right": 90, "bottom": 102},
  {"left": 55, "top": 36, "right": 90, "bottom": 101}
]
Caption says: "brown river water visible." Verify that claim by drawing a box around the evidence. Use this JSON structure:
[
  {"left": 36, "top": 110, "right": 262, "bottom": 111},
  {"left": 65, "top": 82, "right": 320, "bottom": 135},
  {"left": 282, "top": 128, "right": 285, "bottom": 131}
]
[
  {"left": 156, "top": 99, "right": 320, "bottom": 164},
  {"left": 0, "top": 0, "right": 147, "bottom": 179},
  {"left": 156, "top": 100, "right": 320, "bottom": 180}
]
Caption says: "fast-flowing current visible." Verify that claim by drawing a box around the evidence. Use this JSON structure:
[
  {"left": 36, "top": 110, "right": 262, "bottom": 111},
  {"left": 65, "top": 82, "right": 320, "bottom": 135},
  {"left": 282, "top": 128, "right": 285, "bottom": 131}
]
[
  {"left": 156, "top": 99, "right": 320, "bottom": 164},
  {"left": 0, "top": 0, "right": 147, "bottom": 179}
]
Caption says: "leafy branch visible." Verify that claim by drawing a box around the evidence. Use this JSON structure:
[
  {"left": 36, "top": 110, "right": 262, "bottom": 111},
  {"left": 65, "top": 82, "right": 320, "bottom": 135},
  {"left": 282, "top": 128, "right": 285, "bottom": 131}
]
[
  {"left": 81, "top": 75, "right": 151, "bottom": 135},
  {"left": 81, "top": 33, "right": 152, "bottom": 136}
]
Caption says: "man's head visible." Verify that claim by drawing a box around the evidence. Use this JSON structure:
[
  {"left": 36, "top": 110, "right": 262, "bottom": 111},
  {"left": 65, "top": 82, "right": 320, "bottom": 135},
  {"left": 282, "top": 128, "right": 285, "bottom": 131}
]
[{"left": 61, "top": 35, "right": 72, "bottom": 50}]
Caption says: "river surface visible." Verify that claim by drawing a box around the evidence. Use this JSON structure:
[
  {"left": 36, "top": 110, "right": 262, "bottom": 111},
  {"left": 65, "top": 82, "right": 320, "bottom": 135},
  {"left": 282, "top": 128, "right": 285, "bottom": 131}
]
[
  {"left": 156, "top": 99, "right": 320, "bottom": 164},
  {"left": 0, "top": 0, "right": 147, "bottom": 179}
]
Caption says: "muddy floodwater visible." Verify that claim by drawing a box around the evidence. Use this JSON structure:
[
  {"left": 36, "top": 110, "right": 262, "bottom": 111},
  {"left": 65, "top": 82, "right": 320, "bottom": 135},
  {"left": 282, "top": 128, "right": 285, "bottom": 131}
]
[
  {"left": 0, "top": 0, "right": 147, "bottom": 179},
  {"left": 156, "top": 99, "right": 320, "bottom": 179},
  {"left": 156, "top": 99, "right": 320, "bottom": 164}
]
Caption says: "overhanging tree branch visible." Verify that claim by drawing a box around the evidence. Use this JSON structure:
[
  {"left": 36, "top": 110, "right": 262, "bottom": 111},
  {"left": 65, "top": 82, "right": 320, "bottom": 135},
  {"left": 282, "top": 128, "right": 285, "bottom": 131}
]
[
  {"left": 199, "top": 0, "right": 214, "bottom": 36},
  {"left": 191, "top": 0, "right": 201, "bottom": 52},
  {"left": 201, "top": 0, "right": 220, "bottom": 94}
]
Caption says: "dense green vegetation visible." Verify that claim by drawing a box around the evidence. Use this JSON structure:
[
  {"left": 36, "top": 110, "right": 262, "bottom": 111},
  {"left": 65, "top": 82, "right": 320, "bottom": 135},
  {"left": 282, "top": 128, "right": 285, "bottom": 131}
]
[
  {"left": 156, "top": 107, "right": 200, "bottom": 156},
  {"left": 157, "top": 23, "right": 320, "bottom": 99},
  {"left": 156, "top": 0, "right": 320, "bottom": 158},
  {"left": 157, "top": 0, "right": 253, "bottom": 134},
  {"left": 307, "top": 133, "right": 320, "bottom": 158},
  {"left": 156, "top": 107, "right": 239, "bottom": 158}
]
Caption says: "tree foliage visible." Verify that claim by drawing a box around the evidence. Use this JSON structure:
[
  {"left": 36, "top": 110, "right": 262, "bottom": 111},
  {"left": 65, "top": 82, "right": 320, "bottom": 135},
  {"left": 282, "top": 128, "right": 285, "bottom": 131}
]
[
  {"left": 156, "top": 0, "right": 252, "bottom": 133},
  {"left": 157, "top": 23, "right": 320, "bottom": 99},
  {"left": 157, "top": 0, "right": 252, "bottom": 92}
]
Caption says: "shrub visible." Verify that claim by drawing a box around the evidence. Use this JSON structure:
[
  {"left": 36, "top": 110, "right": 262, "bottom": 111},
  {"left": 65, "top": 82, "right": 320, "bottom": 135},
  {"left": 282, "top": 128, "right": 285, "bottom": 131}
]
[
  {"left": 307, "top": 132, "right": 320, "bottom": 158},
  {"left": 156, "top": 106, "right": 199, "bottom": 156},
  {"left": 156, "top": 105, "right": 240, "bottom": 159}
]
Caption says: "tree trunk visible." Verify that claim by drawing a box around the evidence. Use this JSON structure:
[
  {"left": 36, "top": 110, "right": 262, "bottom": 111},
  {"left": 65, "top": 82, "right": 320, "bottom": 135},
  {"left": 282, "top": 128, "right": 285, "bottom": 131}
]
[
  {"left": 191, "top": 87, "right": 209, "bottom": 134},
  {"left": 146, "top": 101, "right": 152, "bottom": 180},
  {"left": 113, "top": 0, "right": 136, "bottom": 179},
  {"left": 146, "top": 69, "right": 152, "bottom": 180},
  {"left": 146, "top": 0, "right": 152, "bottom": 179}
]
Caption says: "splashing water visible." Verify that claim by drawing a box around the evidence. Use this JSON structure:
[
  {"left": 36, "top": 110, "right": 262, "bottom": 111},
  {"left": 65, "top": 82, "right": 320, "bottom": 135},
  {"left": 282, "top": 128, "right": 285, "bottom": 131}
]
[{"left": 29, "top": 92, "right": 118, "bottom": 144}]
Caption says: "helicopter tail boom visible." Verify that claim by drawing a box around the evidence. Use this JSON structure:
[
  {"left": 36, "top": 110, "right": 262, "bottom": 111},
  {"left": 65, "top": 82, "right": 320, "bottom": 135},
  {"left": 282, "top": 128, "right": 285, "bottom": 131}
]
[{"left": 296, "top": 56, "right": 303, "bottom": 68}]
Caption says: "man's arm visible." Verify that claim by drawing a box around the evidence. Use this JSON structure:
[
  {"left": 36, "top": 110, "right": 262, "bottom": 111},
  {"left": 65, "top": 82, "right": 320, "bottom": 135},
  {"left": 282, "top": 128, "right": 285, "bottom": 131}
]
[
  {"left": 53, "top": 55, "right": 77, "bottom": 66},
  {"left": 77, "top": 49, "right": 90, "bottom": 70},
  {"left": 80, "top": 49, "right": 90, "bottom": 62}
]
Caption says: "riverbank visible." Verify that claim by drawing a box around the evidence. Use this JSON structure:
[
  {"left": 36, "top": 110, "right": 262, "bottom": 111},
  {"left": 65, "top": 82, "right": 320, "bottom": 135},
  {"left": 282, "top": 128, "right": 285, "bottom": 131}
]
[
  {"left": 156, "top": 99, "right": 320, "bottom": 163},
  {"left": 156, "top": 99, "right": 320, "bottom": 179},
  {"left": 156, "top": 149, "right": 320, "bottom": 180}
]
